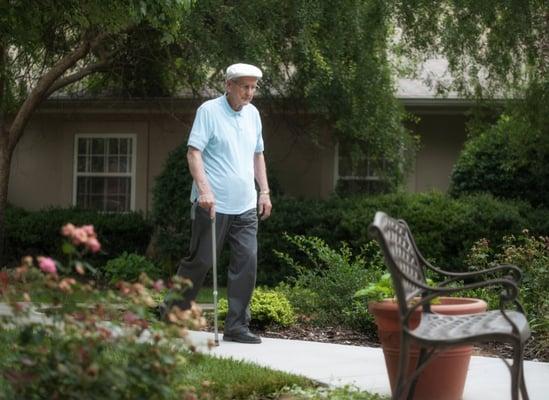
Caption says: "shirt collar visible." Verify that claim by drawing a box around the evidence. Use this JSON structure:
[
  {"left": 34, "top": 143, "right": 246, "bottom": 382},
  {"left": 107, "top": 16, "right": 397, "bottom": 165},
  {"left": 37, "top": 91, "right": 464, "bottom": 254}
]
[{"left": 222, "top": 94, "right": 243, "bottom": 116}]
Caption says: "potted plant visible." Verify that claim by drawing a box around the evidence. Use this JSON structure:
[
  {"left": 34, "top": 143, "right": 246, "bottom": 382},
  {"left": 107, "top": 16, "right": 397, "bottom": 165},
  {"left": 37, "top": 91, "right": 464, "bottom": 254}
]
[{"left": 355, "top": 274, "right": 487, "bottom": 400}]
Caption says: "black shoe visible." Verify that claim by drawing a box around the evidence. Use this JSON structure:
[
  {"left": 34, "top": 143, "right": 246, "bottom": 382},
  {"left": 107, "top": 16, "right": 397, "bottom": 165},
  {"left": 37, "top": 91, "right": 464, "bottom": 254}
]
[{"left": 223, "top": 330, "right": 262, "bottom": 344}]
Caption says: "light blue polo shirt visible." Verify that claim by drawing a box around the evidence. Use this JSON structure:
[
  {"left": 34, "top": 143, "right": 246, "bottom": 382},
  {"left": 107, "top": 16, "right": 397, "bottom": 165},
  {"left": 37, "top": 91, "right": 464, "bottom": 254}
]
[{"left": 187, "top": 95, "right": 264, "bottom": 214}]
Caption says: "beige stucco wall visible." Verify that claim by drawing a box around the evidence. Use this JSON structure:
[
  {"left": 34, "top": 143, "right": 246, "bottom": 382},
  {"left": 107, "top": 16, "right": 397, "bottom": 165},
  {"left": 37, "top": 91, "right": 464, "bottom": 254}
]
[
  {"left": 262, "top": 113, "right": 336, "bottom": 199},
  {"left": 406, "top": 113, "right": 468, "bottom": 192},
  {"left": 9, "top": 116, "right": 69, "bottom": 209},
  {"left": 9, "top": 114, "right": 153, "bottom": 211},
  {"left": 7, "top": 100, "right": 468, "bottom": 214}
]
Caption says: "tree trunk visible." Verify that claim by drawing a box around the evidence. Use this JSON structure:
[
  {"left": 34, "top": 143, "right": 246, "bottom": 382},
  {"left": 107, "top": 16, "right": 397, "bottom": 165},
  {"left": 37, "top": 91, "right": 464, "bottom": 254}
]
[
  {"left": 0, "top": 37, "right": 97, "bottom": 266},
  {"left": 0, "top": 130, "right": 12, "bottom": 267}
]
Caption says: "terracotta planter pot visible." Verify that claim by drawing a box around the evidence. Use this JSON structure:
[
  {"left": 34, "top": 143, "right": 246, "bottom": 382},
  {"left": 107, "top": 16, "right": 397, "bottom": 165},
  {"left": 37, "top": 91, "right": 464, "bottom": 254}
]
[{"left": 368, "top": 297, "right": 487, "bottom": 400}]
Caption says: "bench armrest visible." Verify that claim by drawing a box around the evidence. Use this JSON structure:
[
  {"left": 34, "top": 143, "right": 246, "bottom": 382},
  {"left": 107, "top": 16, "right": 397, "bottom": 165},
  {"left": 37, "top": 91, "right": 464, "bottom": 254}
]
[{"left": 402, "top": 275, "right": 523, "bottom": 327}]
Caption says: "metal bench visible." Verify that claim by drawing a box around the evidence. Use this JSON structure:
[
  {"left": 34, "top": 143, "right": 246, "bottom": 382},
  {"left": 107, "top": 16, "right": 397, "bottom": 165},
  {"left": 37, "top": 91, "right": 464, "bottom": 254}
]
[{"left": 368, "top": 211, "right": 531, "bottom": 400}]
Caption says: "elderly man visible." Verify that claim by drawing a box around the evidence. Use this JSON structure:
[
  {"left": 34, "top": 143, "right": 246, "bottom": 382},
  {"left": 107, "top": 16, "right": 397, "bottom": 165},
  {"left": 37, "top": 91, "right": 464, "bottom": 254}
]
[{"left": 164, "top": 63, "right": 272, "bottom": 344}]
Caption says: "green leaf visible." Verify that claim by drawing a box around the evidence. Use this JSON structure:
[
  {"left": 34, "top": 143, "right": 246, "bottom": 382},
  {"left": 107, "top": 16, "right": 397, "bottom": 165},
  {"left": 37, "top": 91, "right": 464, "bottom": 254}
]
[{"left": 62, "top": 242, "right": 76, "bottom": 255}]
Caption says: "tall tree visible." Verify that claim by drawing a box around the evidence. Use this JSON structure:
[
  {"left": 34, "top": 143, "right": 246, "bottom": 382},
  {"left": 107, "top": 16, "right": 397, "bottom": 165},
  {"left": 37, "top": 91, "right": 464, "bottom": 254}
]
[
  {"left": 0, "top": 0, "right": 187, "bottom": 263},
  {"left": 172, "top": 0, "right": 415, "bottom": 189},
  {"left": 394, "top": 0, "right": 548, "bottom": 204},
  {"left": 394, "top": 0, "right": 547, "bottom": 99},
  {"left": 2, "top": 0, "right": 418, "bottom": 263}
]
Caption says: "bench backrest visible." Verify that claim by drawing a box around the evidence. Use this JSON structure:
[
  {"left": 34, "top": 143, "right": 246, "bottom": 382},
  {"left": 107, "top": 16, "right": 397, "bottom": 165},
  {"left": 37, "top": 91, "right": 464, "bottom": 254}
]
[{"left": 368, "top": 211, "right": 428, "bottom": 314}]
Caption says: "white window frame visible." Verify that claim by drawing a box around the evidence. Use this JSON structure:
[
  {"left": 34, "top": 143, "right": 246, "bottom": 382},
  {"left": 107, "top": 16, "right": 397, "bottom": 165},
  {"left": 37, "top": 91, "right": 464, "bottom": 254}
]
[
  {"left": 335, "top": 142, "right": 385, "bottom": 187},
  {"left": 72, "top": 133, "right": 137, "bottom": 212}
]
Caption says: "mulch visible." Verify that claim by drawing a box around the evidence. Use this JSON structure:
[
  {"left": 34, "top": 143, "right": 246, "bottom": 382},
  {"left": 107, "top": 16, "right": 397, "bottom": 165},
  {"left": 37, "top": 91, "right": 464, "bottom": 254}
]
[
  {"left": 253, "top": 322, "right": 547, "bottom": 363},
  {"left": 260, "top": 323, "right": 380, "bottom": 348}
]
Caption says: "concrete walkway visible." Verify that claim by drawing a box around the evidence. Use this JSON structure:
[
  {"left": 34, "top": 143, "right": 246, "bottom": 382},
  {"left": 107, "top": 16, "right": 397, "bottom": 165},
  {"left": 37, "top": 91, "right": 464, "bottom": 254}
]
[
  {"left": 2, "top": 303, "right": 546, "bottom": 399},
  {"left": 188, "top": 330, "right": 549, "bottom": 400}
]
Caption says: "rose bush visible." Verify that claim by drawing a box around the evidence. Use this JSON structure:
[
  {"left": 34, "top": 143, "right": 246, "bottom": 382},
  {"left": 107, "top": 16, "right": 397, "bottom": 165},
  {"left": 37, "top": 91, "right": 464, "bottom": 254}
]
[{"left": 0, "top": 223, "right": 207, "bottom": 399}]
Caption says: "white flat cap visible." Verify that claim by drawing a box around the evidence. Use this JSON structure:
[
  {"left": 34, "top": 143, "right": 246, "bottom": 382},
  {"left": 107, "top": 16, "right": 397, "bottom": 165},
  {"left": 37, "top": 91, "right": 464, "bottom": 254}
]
[{"left": 226, "top": 63, "right": 263, "bottom": 81}]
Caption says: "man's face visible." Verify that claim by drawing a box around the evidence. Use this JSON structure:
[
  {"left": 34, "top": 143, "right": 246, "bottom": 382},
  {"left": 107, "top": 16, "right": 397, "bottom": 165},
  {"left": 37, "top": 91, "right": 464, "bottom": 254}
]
[{"left": 226, "top": 76, "right": 259, "bottom": 111}]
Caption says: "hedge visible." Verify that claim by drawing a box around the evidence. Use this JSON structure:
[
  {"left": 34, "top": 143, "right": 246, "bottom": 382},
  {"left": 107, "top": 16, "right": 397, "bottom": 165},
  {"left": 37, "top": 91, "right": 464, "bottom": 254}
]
[
  {"left": 5, "top": 206, "right": 152, "bottom": 268},
  {"left": 257, "top": 192, "right": 549, "bottom": 283},
  {"left": 6, "top": 191, "right": 548, "bottom": 285}
]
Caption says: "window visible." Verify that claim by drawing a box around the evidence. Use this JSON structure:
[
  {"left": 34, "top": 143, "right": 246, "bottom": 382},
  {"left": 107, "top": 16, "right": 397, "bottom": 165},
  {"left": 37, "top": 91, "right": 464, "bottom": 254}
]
[
  {"left": 335, "top": 142, "right": 390, "bottom": 195},
  {"left": 73, "top": 134, "right": 136, "bottom": 212}
]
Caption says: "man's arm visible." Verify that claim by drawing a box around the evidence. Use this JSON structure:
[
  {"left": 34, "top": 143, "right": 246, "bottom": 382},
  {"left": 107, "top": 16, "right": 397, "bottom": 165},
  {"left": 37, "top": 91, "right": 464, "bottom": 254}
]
[
  {"left": 254, "top": 152, "right": 272, "bottom": 220},
  {"left": 187, "top": 146, "right": 215, "bottom": 218}
]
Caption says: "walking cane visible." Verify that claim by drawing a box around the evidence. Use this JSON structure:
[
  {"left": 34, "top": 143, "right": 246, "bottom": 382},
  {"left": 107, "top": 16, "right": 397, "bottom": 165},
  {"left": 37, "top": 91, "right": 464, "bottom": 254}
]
[{"left": 211, "top": 214, "right": 219, "bottom": 346}]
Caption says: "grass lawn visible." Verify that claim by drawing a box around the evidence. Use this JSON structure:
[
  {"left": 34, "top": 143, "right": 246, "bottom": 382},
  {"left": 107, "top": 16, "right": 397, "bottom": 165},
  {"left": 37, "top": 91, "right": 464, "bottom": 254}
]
[
  {"left": 0, "top": 323, "right": 386, "bottom": 399},
  {"left": 196, "top": 286, "right": 227, "bottom": 303}
]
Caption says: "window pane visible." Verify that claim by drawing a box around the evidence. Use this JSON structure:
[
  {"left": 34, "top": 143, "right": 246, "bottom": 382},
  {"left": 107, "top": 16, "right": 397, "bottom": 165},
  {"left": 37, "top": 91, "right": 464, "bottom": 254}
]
[
  {"left": 89, "top": 195, "right": 104, "bottom": 211},
  {"left": 119, "top": 156, "right": 129, "bottom": 173},
  {"left": 108, "top": 138, "right": 119, "bottom": 155},
  {"left": 120, "top": 138, "right": 130, "bottom": 154},
  {"left": 105, "top": 196, "right": 119, "bottom": 212},
  {"left": 75, "top": 137, "right": 133, "bottom": 212},
  {"left": 106, "top": 177, "right": 119, "bottom": 193},
  {"left": 90, "top": 177, "right": 105, "bottom": 193},
  {"left": 91, "top": 155, "right": 105, "bottom": 173},
  {"left": 77, "top": 138, "right": 88, "bottom": 155},
  {"left": 91, "top": 138, "right": 105, "bottom": 155},
  {"left": 77, "top": 156, "right": 87, "bottom": 173},
  {"left": 77, "top": 177, "right": 88, "bottom": 193},
  {"left": 108, "top": 156, "right": 119, "bottom": 173},
  {"left": 119, "top": 178, "right": 129, "bottom": 194}
]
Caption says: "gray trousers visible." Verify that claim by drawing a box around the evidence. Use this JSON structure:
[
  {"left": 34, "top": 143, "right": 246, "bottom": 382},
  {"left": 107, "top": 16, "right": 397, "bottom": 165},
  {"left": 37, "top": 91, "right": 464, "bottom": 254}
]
[{"left": 170, "top": 203, "right": 258, "bottom": 334}]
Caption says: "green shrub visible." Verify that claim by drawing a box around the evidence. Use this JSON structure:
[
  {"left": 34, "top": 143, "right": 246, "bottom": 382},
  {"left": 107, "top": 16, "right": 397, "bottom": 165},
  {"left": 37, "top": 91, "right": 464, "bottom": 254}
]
[
  {"left": 462, "top": 232, "right": 549, "bottom": 360},
  {"left": 257, "top": 197, "right": 348, "bottom": 285},
  {"left": 218, "top": 287, "right": 296, "bottom": 328},
  {"left": 150, "top": 175, "right": 549, "bottom": 285},
  {"left": 150, "top": 144, "right": 194, "bottom": 275},
  {"left": 465, "top": 232, "right": 549, "bottom": 332},
  {"left": 0, "top": 224, "right": 202, "bottom": 399},
  {"left": 276, "top": 236, "right": 385, "bottom": 331},
  {"left": 450, "top": 112, "right": 549, "bottom": 207},
  {"left": 104, "top": 252, "right": 161, "bottom": 284},
  {"left": 5, "top": 206, "right": 152, "bottom": 268},
  {"left": 1, "top": 329, "right": 188, "bottom": 400},
  {"left": 338, "top": 191, "right": 547, "bottom": 271}
]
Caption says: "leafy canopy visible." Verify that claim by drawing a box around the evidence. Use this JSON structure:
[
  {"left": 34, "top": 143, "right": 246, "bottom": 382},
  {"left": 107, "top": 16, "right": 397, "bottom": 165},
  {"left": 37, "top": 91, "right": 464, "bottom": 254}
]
[
  {"left": 0, "top": 0, "right": 188, "bottom": 112},
  {"left": 394, "top": 0, "right": 547, "bottom": 97}
]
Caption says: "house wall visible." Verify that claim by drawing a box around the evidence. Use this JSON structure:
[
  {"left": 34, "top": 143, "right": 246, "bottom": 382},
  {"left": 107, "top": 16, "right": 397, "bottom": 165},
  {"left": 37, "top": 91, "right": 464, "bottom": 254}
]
[
  {"left": 406, "top": 113, "right": 468, "bottom": 193},
  {"left": 262, "top": 113, "right": 336, "bottom": 199},
  {"left": 9, "top": 116, "right": 69, "bottom": 209},
  {"left": 7, "top": 100, "right": 468, "bottom": 214},
  {"left": 9, "top": 114, "right": 156, "bottom": 211}
]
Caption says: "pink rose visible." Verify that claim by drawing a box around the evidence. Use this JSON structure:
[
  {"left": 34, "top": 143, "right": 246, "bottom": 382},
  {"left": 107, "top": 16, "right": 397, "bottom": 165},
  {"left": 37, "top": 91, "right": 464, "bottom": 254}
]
[
  {"left": 61, "top": 223, "right": 76, "bottom": 238},
  {"left": 37, "top": 257, "right": 57, "bottom": 274},
  {"left": 86, "top": 237, "right": 101, "bottom": 253},
  {"left": 153, "top": 279, "right": 165, "bottom": 291},
  {"left": 82, "top": 225, "right": 96, "bottom": 237},
  {"left": 72, "top": 228, "right": 88, "bottom": 245}
]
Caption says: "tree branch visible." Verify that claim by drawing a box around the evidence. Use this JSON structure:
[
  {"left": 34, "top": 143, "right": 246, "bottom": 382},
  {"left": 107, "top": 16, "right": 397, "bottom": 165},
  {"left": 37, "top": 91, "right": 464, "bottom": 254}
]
[
  {"left": 7, "top": 40, "right": 91, "bottom": 149},
  {"left": 7, "top": 31, "right": 113, "bottom": 152},
  {"left": 45, "top": 60, "right": 110, "bottom": 97}
]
